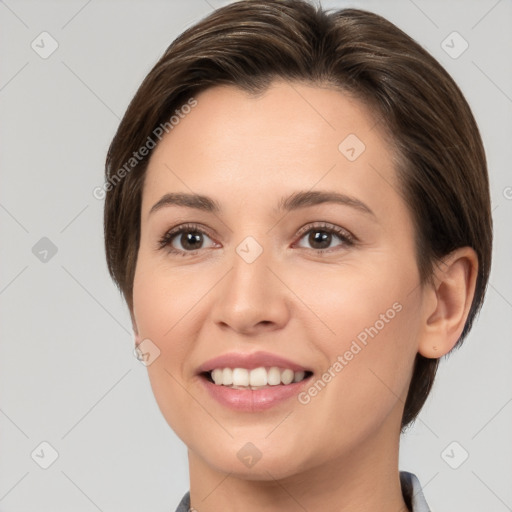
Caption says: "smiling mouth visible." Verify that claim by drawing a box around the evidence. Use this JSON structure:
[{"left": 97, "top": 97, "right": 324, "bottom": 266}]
[{"left": 201, "top": 367, "right": 314, "bottom": 390}]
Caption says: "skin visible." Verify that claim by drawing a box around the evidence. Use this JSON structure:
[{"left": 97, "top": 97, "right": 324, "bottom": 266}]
[{"left": 131, "top": 81, "right": 477, "bottom": 512}]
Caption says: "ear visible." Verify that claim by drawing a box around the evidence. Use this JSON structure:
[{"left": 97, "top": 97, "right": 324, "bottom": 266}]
[{"left": 418, "top": 247, "right": 479, "bottom": 359}]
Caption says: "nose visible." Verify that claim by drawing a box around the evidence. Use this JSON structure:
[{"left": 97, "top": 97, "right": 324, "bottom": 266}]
[{"left": 209, "top": 243, "right": 291, "bottom": 335}]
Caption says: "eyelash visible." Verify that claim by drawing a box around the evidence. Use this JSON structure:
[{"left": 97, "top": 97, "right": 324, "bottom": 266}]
[{"left": 157, "top": 222, "right": 356, "bottom": 257}]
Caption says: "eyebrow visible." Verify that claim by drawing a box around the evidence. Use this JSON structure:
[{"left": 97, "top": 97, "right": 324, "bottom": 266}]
[{"left": 149, "top": 190, "right": 375, "bottom": 217}]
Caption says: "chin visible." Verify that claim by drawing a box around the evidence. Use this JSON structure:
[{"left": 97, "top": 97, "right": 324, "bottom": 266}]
[{"left": 195, "top": 439, "right": 311, "bottom": 480}]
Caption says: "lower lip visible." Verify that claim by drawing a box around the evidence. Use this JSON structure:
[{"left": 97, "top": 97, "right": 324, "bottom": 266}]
[{"left": 199, "top": 375, "right": 312, "bottom": 411}]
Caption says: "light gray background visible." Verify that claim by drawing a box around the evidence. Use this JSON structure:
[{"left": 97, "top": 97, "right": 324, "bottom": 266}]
[{"left": 1, "top": 0, "right": 511, "bottom": 510}]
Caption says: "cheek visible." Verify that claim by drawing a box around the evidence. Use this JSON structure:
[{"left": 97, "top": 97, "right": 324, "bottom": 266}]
[
  {"left": 132, "top": 255, "right": 208, "bottom": 343},
  {"left": 286, "top": 257, "right": 420, "bottom": 418},
  {"left": 288, "top": 253, "right": 418, "bottom": 351},
  {"left": 132, "top": 258, "right": 193, "bottom": 416}
]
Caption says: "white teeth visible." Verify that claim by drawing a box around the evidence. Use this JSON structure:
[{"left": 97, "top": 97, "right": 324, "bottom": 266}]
[
  {"left": 222, "top": 367, "right": 233, "bottom": 385},
  {"left": 281, "top": 369, "right": 294, "bottom": 385},
  {"left": 232, "top": 368, "right": 249, "bottom": 386},
  {"left": 249, "top": 367, "right": 267, "bottom": 387},
  {"left": 211, "top": 368, "right": 223, "bottom": 385},
  {"left": 293, "top": 370, "right": 305, "bottom": 383},
  {"left": 208, "top": 366, "right": 309, "bottom": 388},
  {"left": 267, "top": 366, "right": 281, "bottom": 385}
]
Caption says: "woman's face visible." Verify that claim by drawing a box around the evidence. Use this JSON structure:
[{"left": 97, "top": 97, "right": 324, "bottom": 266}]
[{"left": 132, "top": 81, "right": 428, "bottom": 479}]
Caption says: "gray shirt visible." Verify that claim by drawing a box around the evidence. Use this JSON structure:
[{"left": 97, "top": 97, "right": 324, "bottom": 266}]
[{"left": 174, "top": 471, "right": 430, "bottom": 511}]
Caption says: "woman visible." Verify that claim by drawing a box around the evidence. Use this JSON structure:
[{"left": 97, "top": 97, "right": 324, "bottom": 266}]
[{"left": 102, "top": 1, "right": 492, "bottom": 510}]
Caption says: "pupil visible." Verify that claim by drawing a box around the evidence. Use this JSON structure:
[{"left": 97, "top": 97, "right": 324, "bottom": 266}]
[
  {"left": 182, "top": 232, "right": 202, "bottom": 250},
  {"left": 310, "top": 231, "right": 330, "bottom": 249}
]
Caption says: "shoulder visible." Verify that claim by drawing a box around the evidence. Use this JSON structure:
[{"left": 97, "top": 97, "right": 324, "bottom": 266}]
[
  {"left": 400, "top": 471, "right": 431, "bottom": 512},
  {"left": 174, "top": 490, "right": 190, "bottom": 512}
]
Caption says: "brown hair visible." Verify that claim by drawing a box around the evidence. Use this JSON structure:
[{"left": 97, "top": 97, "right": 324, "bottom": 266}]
[{"left": 103, "top": 0, "right": 492, "bottom": 428}]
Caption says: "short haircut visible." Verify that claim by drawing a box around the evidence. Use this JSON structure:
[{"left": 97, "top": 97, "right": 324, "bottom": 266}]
[{"left": 103, "top": 0, "right": 492, "bottom": 429}]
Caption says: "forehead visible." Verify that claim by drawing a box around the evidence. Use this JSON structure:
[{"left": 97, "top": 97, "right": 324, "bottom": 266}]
[
  {"left": 156, "top": 81, "right": 385, "bottom": 155},
  {"left": 142, "top": 81, "right": 400, "bottom": 217}
]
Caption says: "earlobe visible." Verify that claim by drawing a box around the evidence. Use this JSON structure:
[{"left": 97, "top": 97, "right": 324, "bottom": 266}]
[{"left": 418, "top": 247, "right": 478, "bottom": 359}]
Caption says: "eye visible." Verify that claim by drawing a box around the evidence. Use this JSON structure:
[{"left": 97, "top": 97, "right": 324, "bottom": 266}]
[
  {"left": 294, "top": 222, "right": 355, "bottom": 253},
  {"left": 158, "top": 223, "right": 217, "bottom": 256},
  {"left": 158, "top": 221, "right": 356, "bottom": 257}
]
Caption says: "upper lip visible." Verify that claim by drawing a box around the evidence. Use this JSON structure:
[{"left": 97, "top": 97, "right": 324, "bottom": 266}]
[{"left": 197, "top": 351, "right": 311, "bottom": 374}]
